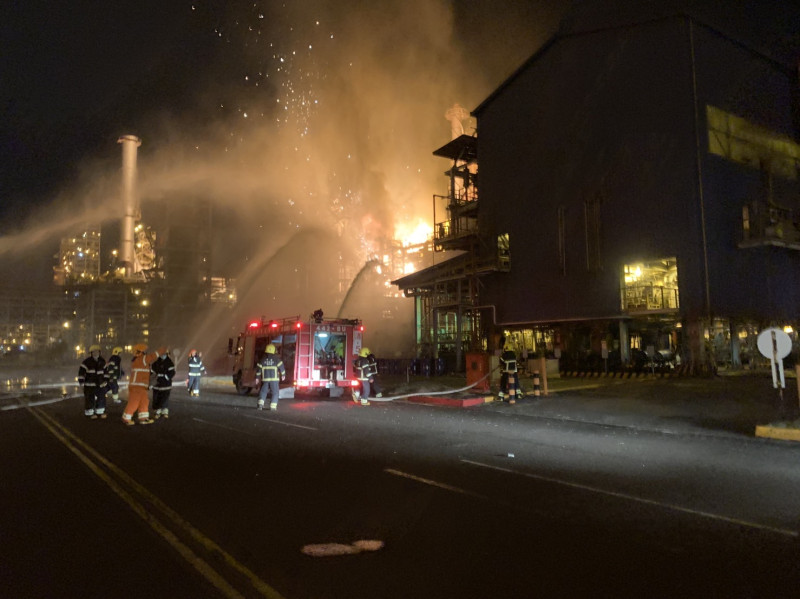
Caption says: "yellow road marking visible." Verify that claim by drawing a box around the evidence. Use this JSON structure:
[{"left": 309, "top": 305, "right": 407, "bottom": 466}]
[{"left": 29, "top": 406, "right": 286, "bottom": 599}]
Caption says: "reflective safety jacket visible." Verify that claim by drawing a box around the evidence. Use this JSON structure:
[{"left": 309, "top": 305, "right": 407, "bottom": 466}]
[
  {"left": 130, "top": 352, "right": 158, "bottom": 389},
  {"left": 256, "top": 355, "right": 285, "bottom": 382},
  {"left": 366, "top": 355, "right": 379, "bottom": 377},
  {"left": 500, "top": 350, "right": 518, "bottom": 373},
  {"left": 79, "top": 356, "right": 107, "bottom": 388},
  {"left": 104, "top": 354, "right": 124, "bottom": 381},
  {"left": 188, "top": 354, "right": 206, "bottom": 378},
  {"left": 151, "top": 355, "right": 176, "bottom": 390},
  {"left": 354, "top": 356, "right": 377, "bottom": 381}
]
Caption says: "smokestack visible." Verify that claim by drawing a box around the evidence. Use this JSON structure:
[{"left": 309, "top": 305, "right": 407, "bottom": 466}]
[{"left": 117, "top": 134, "right": 141, "bottom": 278}]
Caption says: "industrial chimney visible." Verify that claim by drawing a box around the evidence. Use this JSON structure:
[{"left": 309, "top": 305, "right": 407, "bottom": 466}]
[{"left": 117, "top": 134, "right": 141, "bottom": 278}]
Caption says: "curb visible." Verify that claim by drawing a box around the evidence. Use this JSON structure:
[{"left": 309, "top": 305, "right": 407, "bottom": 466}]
[
  {"left": 405, "top": 395, "right": 490, "bottom": 408},
  {"left": 755, "top": 425, "right": 800, "bottom": 442}
]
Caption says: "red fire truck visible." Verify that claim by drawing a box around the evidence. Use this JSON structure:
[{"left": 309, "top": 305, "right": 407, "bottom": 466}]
[{"left": 229, "top": 312, "right": 364, "bottom": 398}]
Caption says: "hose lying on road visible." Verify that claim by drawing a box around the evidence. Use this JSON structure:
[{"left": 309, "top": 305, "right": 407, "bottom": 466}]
[{"left": 363, "top": 366, "right": 500, "bottom": 403}]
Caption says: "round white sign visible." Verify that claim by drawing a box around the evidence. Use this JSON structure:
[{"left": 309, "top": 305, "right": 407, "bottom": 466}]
[{"left": 756, "top": 327, "right": 792, "bottom": 360}]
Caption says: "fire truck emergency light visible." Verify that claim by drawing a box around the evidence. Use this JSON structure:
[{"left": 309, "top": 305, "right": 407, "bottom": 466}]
[
  {"left": 295, "top": 322, "right": 302, "bottom": 329},
  {"left": 269, "top": 321, "right": 278, "bottom": 329},
  {"left": 248, "top": 321, "right": 259, "bottom": 328}
]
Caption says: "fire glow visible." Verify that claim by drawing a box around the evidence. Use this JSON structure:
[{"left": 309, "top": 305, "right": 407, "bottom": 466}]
[{"left": 395, "top": 219, "right": 432, "bottom": 247}]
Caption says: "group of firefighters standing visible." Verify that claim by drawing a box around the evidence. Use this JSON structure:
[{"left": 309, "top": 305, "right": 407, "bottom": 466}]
[
  {"left": 251, "top": 345, "right": 382, "bottom": 409},
  {"left": 79, "top": 341, "right": 523, "bottom": 417},
  {"left": 78, "top": 345, "right": 206, "bottom": 426}
]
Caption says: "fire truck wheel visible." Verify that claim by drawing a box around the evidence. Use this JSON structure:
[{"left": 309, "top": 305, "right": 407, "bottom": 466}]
[{"left": 234, "top": 372, "right": 252, "bottom": 396}]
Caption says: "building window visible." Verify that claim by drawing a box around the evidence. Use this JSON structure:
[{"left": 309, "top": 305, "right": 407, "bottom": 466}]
[
  {"left": 584, "top": 195, "right": 602, "bottom": 272},
  {"left": 497, "top": 233, "right": 510, "bottom": 269},
  {"left": 621, "top": 258, "right": 679, "bottom": 312},
  {"left": 557, "top": 205, "right": 566, "bottom": 275}
]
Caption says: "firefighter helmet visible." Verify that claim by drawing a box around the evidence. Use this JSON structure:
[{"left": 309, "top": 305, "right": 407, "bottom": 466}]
[
  {"left": 157, "top": 346, "right": 168, "bottom": 356},
  {"left": 265, "top": 344, "right": 276, "bottom": 354},
  {"left": 112, "top": 347, "right": 123, "bottom": 356},
  {"left": 189, "top": 349, "right": 197, "bottom": 356},
  {"left": 89, "top": 344, "right": 101, "bottom": 353},
  {"left": 133, "top": 343, "right": 147, "bottom": 354},
  {"left": 359, "top": 347, "right": 371, "bottom": 358}
]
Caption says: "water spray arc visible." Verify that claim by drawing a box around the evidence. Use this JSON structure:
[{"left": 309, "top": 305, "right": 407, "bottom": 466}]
[
  {"left": 180, "top": 228, "right": 335, "bottom": 365},
  {"left": 337, "top": 259, "right": 380, "bottom": 319}
]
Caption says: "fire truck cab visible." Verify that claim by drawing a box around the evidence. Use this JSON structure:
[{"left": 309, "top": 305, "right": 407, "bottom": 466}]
[{"left": 229, "top": 312, "right": 364, "bottom": 398}]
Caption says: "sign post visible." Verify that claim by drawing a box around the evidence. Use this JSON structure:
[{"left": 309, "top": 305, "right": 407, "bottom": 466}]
[
  {"left": 601, "top": 340, "right": 608, "bottom": 374},
  {"left": 757, "top": 327, "right": 792, "bottom": 411}
]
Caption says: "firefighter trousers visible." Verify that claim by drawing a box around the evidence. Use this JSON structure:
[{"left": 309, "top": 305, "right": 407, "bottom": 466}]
[
  {"left": 258, "top": 380, "right": 280, "bottom": 405},
  {"left": 83, "top": 385, "right": 106, "bottom": 417},
  {"left": 124, "top": 386, "right": 151, "bottom": 421},
  {"left": 152, "top": 388, "right": 172, "bottom": 412}
]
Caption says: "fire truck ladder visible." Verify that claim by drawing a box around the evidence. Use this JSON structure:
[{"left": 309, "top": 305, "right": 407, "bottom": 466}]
[{"left": 296, "top": 327, "right": 314, "bottom": 382}]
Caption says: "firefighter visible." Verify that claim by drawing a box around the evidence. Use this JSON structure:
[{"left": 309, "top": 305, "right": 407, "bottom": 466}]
[
  {"left": 78, "top": 344, "right": 107, "bottom": 419},
  {"left": 499, "top": 344, "right": 521, "bottom": 404},
  {"left": 104, "top": 346, "right": 125, "bottom": 403},
  {"left": 187, "top": 349, "right": 206, "bottom": 397},
  {"left": 151, "top": 346, "right": 176, "bottom": 419},
  {"left": 122, "top": 343, "right": 158, "bottom": 426},
  {"left": 255, "top": 344, "right": 285, "bottom": 410},
  {"left": 353, "top": 347, "right": 374, "bottom": 406}
]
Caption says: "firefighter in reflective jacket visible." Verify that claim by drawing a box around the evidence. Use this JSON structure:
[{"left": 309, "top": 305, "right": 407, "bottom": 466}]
[
  {"left": 255, "top": 344, "right": 285, "bottom": 410},
  {"left": 151, "top": 346, "right": 176, "bottom": 419},
  {"left": 79, "top": 344, "right": 107, "bottom": 419},
  {"left": 104, "top": 346, "right": 125, "bottom": 403},
  {"left": 122, "top": 343, "right": 158, "bottom": 426},
  {"left": 187, "top": 349, "right": 206, "bottom": 397},
  {"left": 499, "top": 345, "right": 521, "bottom": 404},
  {"left": 353, "top": 347, "right": 377, "bottom": 406}
]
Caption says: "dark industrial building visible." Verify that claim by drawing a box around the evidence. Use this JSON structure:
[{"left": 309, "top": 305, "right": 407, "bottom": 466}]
[{"left": 395, "top": 1, "right": 800, "bottom": 373}]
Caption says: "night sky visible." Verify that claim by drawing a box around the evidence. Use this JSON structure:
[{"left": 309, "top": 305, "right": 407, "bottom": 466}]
[
  {"left": 1, "top": 2, "right": 224, "bottom": 224},
  {"left": 1, "top": 0, "right": 796, "bottom": 292},
  {"left": 0, "top": 1, "right": 561, "bottom": 229}
]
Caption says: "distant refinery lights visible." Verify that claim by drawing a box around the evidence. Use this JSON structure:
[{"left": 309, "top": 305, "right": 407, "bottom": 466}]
[{"left": 53, "top": 225, "right": 101, "bottom": 286}]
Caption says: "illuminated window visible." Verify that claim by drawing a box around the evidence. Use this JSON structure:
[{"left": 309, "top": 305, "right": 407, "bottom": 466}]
[
  {"left": 621, "top": 258, "right": 679, "bottom": 312},
  {"left": 497, "top": 233, "right": 510, "bottom": 269}
]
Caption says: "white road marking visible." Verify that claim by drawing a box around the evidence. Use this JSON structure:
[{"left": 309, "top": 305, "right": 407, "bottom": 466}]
[
  {"left": 192, "top": 418, "right": 257, "bottom": 436},
  {"left": 241, "top": 414, "right": 318, "bottom": 430},
  {"left": 384, "top": 468, "right": 489, "bottom": 501},
  {"left": 461, "top": 459, "right": 798, "bottom": 538}
]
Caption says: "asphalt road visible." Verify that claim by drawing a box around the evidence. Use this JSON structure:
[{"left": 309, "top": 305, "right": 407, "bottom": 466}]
[{"left": 2, "top": 382, "right": 799, "bottom": 598}]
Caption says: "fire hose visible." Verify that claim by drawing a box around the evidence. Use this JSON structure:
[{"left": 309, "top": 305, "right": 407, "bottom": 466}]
[{"left": 358, "top": 365, "right": 502, "bottom": 403}]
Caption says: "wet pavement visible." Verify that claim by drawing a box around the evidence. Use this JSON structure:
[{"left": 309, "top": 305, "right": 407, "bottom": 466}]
[
  {"left": 2, "top": 364, "right": 799, "bottom": 442},
  {"left": 501, "top": 372, "right": 799, "bottom": 439}
]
